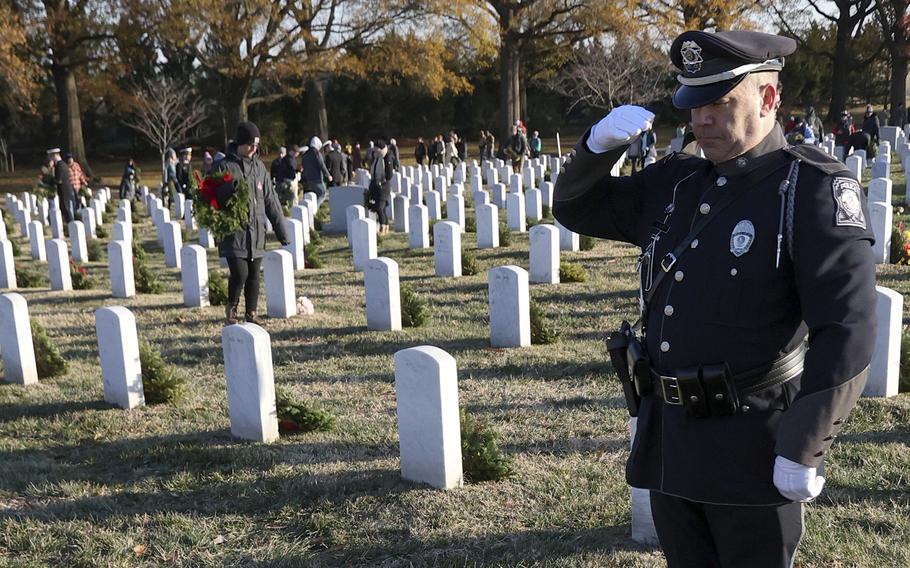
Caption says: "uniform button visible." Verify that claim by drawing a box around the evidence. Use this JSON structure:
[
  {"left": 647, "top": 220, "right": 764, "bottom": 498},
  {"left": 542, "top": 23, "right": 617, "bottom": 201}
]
[
  {"left": 689, "top": 395, "right": 699, "bottom": 403},
  {"left": 674, "top": 270, "right": 684, "bottom": 282},
  {"left": 699, "top": 203, "right": 711, "bottom": 214},
  {"left": 730, "top": 268, "right": 738, "bottom": 276},
  {"left": 690, "top": 239, "right": 699, "bottom": 249},
  {"left": 660, "top": 341, "right": 670, "bottom": 352},
  {"left": 741, "top": 405, "right": 751, "bottom": 413},
  {"left": 664, "top": 305, "right": 674, "bottom": 316},
  {"left": 715, "top": 393, "right": 725, "bottom": 401},
  {"left": 717, "top": 176, "right": 727, "bottom": 187}
]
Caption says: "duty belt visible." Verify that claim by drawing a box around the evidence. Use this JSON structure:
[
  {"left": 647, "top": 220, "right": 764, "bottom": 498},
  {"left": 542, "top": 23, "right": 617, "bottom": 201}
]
[{"left": 647, "top": 342, "right": 806, "bottom": 417}]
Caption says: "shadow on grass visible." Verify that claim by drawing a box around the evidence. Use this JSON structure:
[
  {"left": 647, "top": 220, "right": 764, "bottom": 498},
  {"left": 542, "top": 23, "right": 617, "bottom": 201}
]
[
  {"left": 1, "top": 462, "right": 410, "bottom": 525},
  {"left": 0, "top": 399, "right": 111, "bottom": 422},
  {"left": 302, "top": 523, "right": 653, "bottom": 567},
  {"left": 0, "top": 429, "right": 401, "bottom": 499}
]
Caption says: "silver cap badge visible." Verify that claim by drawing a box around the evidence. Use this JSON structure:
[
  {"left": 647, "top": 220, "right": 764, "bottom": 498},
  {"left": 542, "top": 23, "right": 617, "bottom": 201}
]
[{"left": 680, "top": 41, "right": 703, "bottom": 73}]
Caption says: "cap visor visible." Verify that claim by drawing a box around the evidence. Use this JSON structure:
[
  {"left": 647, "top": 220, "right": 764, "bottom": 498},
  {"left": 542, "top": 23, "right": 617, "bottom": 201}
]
[{"left": 672, "top": 76, "right": 746, "bottom": 110}]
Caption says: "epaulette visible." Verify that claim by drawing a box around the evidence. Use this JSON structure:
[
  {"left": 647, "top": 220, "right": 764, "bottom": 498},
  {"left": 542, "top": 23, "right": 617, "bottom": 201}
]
[{"left": 782, "top": 144, "right": 851, "bottom": 177}]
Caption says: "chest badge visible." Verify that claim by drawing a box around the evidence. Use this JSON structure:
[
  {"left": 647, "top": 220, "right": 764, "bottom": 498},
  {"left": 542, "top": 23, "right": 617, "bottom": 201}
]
[{"left": 730, "top": 220, "right": 755, "bottom": 257}]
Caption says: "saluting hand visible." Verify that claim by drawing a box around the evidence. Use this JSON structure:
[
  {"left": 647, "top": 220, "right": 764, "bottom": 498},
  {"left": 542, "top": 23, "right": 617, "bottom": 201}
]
[
  {"left": 773, "top": 455, "right": 825, "bottom": 502},
  {"left": 587, "top": 105, "right": 655, "bottom": 154}
]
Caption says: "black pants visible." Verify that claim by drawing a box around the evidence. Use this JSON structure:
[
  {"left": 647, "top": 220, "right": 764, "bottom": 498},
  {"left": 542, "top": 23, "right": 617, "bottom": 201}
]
[
  {"left": 226, "top": 257, "right": 263, "bottom": 314},
  {"left": 650, "top": 491, "right": 803, "bottom": 568},
  {"left": 372, "top": 198, "right": 388, "bottom": 226}
]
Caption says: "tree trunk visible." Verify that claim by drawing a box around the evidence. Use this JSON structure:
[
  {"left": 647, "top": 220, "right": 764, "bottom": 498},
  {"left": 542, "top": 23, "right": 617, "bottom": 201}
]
[
  {"left": 827, "top": 21, "right": 852, "bottom": 124},
  {"left": 307, "top": 77, "right": 329, "bottom": 140},
  {"left": 889, "top": 52, "right": 908, "bottom": 126},
  {"left": 499, "top": 34, "right": 522, "bottom": 140},
  {"left": 51, "top": 65, "right": 92, "bottom": 177},
  {"left": 226, "top": 87, "right": 249, "bottom": 138}
]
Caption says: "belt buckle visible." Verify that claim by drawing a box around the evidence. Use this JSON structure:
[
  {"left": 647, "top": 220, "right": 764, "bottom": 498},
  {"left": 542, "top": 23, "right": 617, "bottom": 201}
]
[
  {"left": 660, "top": 253, "right": 677, "bottom": 272},
  {"left": 660, "top": 375, "right": 683, "bottom": 405}
]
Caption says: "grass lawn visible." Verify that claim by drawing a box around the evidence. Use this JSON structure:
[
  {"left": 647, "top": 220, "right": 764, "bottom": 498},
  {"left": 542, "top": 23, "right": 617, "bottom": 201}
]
[{"left": 0, "top": 154, "right": 907, "bottom": 567}]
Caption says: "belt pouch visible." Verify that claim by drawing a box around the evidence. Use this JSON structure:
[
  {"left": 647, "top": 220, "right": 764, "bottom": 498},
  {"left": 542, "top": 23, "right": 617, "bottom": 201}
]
[
  {"left": 702, "top": 363, "right": 739, "bottom": 416},
  {"left": 676, "top": 366, "right": 709, "bottom": 418}
]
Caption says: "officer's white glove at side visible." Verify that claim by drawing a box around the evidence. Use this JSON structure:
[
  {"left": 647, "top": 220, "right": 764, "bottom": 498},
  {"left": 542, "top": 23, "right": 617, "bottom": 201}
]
[
  {"left": 586, "top": 105, "right": 656, "bottom": 154},
  {"left": 773, "top": 455, "right": 825, "bottom": 502}
]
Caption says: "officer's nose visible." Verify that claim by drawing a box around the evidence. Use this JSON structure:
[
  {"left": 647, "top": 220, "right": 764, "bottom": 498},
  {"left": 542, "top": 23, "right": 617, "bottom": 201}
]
[{"left": 691, "top": 106, "right": 713, "bottom": 127}]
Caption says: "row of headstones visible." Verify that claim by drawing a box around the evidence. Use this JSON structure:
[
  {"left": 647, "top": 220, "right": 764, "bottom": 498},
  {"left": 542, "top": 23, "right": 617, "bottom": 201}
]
[
  {"left": 0, "top": 188, "right": 117, "bottom": 289},
  {"left": 346, "top": 205, "right": 578, "bottom": 280},
  {"left": 335, "top": 153, "right": 563, "bottom": 233}
]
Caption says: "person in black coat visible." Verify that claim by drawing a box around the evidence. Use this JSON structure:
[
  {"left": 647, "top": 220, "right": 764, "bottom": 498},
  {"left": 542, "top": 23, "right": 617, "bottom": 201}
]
[
  {"left": 368, "top": 141, "right": 390, "bottom": 233},
  {"left": 301, "top": 136, "right": 332, "bottom": 205},
  {"left": 49, "top": 148, "right": 75, "bottom": 222},
  {"left": 214, "top": 122, "right": 289, "bottom": 325},
  {"left": 175, "top": 147, "right": 192, "bottom": 196},
  {"left": 325, "top": 143, "right": 347, "bottom": 186},
  {"left": 861, "top": 104, "right": 880, "bottom": 152},
  {"left": 270, "top": 147, "right": 286, "bottom": 182},
  {"left": 415, "top": 137, "right": 428, "bottom": 165}
]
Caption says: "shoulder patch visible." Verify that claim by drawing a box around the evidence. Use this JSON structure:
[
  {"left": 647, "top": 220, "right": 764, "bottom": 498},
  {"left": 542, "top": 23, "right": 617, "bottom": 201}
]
[{"left": 832, "top": 177, "right": 866, "bottom": 229}]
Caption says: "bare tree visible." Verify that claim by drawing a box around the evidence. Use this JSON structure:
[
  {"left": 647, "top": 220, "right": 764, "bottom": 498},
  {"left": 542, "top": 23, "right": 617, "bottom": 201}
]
[
  {"left": 875, "top": 0, "right": 910, "bottom": 125},
  {"left": 123, "top": 77, "right": 208, "bottom": 182},
  {"left": 548, "top": 39, "right": 673, "bottom": 112}
]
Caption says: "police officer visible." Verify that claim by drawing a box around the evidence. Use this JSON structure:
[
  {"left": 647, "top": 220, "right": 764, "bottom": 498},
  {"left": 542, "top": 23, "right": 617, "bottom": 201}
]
[{"left": 553, "top": 30, "right": 875, "bottom": 567}]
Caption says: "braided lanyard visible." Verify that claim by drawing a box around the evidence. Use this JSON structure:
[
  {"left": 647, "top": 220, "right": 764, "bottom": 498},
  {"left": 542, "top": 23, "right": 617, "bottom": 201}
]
[{"left": 775, "top": 159, "right": 801, "bottom": 268}]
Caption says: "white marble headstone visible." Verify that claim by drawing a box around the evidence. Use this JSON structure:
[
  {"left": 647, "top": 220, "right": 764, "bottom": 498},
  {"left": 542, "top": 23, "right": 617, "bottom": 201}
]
[
  {"left": 0, "top": 292, "right": 38, "bottom": 384},
  {"left": 529, "top": 225, "right": 560, "bottom": 284},
  {"left": 364, "top": 257, "right": 402, "bottom": 331},
  {"left": 394, "top": 345, "right": 463, "bottom": 490},
  {"left": 95, "top": 306, "right": 145, "bottom": 409},
  {"left": 434, "top": 221, "right": 461, "bottom": 278},
  {"left": 180, "top": 244, "right": 209, "bottom": 308},
  {"left": 263, "top": 249, "right": 296, "bottom": 318},
  {"left": 108, "top": 240, "right": 135, "bottom": 298},
  {"left": 221, "top": 323, "right": 279, "bottom": 442},
  {"left": 866, "top": 286, "right": 901, "bottom": 398}
]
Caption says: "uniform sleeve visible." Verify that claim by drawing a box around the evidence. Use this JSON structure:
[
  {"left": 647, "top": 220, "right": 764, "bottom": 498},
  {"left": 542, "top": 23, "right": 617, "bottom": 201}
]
[
  {"left": 551, "top": 129, "right": 647, "bottom": 245},
  {"left": 774, "top": 170, "right": 876, "bottom": 467}
]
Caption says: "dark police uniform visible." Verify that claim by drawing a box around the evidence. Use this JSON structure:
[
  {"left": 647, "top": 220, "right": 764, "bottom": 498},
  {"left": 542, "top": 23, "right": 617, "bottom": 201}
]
[{"left": 553, "top": 31, "right": 876, "bottom": 567}]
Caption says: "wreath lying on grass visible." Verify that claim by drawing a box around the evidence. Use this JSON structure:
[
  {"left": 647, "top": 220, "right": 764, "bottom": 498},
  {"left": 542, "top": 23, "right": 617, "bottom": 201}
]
[
  {"left": 275, "top": 387, "right": 335, "bottom": 433},
  {"left": 193, "top": 170, "right": 250, "bottom": 240}
]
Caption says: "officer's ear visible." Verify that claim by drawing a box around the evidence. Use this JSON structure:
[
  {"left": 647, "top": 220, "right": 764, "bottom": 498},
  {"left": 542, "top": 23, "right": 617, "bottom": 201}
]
[{"left": 755, "top": 73, "right": 780, "bottom": 118}]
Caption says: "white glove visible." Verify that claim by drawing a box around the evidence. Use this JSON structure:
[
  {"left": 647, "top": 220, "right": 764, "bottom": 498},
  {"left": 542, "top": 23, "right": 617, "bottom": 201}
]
[
  {"left": 586, "top": 105, "right": 655, "bottom": 154},
  {"left": 773, "top": 455, "right": 825, "bottom": 502}
]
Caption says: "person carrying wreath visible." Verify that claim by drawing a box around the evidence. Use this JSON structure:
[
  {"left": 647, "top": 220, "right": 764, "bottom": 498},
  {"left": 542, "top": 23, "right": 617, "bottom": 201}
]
[{"left": 214, "top": 121, "right": 289, "bottom": 325}]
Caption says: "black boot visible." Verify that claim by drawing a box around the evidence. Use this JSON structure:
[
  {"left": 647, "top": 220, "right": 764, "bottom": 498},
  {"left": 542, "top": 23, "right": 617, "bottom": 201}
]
[{"left": 225, "top": 304, "right": 239, "bottom": 325}]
